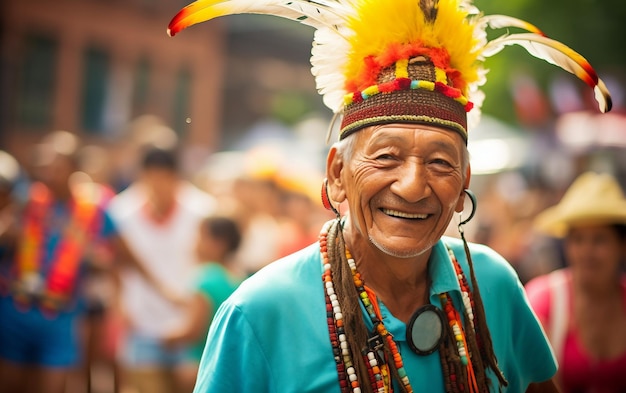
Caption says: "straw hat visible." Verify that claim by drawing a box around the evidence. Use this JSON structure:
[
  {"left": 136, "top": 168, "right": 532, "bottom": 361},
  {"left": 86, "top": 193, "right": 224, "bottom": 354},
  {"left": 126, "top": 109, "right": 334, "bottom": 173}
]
[{"left": 534, "top": 171, "right": 626, "bottom": 238}]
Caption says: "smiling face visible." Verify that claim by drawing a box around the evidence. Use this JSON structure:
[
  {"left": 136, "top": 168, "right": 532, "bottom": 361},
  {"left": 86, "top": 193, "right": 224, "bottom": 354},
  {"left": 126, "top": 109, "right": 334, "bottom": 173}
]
[{"left": 327, "top": 124, "right": 470, "bottom": 260}]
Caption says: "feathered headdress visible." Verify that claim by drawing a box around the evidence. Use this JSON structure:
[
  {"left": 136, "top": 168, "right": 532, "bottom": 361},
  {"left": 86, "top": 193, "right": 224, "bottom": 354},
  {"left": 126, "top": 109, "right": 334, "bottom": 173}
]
[{"left": 168, "top": 0, "right": 611, "bottom": 142}]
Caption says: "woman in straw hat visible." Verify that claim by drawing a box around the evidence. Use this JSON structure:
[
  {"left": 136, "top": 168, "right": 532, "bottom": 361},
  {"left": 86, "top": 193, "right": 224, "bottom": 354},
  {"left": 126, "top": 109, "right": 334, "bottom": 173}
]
[{"left": 526, "top": 172, "right": 626, "bottom": 393}]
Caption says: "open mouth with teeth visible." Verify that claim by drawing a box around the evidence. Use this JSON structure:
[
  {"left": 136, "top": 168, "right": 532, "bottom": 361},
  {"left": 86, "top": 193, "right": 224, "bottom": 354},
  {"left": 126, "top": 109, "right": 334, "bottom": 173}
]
[{"left": 381, "top": 208, "right": 429, "bottom": 219}]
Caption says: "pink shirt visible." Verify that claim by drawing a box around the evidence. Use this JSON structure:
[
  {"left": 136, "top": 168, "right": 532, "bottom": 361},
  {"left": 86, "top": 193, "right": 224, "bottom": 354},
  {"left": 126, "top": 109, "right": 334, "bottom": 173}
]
[{"left": 525, "top": 269, "right": 626, "bottom": 393}]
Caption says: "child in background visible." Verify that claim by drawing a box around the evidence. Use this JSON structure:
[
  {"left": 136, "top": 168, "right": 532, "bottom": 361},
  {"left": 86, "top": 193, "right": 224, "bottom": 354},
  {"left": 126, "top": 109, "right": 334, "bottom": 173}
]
[{"left": 164, "top": 215, "right": 244, "bottom": 391}]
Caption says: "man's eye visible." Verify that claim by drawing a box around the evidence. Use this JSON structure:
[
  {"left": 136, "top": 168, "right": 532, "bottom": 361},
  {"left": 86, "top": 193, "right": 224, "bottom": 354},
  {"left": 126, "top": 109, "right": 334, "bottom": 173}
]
[{"left": 431, "top": 159, "right": 452, "bottom": 167}]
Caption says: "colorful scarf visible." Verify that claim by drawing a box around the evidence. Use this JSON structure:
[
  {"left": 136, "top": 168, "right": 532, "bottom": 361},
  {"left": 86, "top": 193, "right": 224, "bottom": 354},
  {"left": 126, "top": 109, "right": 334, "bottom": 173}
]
[{"left": 13, "top": 182, "right": 101, "bottom": 313}]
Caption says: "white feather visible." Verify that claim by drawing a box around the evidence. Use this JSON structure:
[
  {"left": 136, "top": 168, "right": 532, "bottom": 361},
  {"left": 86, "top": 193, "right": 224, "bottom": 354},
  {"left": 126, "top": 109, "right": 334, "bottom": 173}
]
[
  {"left": 484, "top": 34, "right": 582, "bottom": 70},
  {"left": 480, "top": 14, "right": 544, "bottom": 34},
  {"left": 191, "top": 0, "right": 350, "bottom": 31},
  {"left": 311, "top": 27, "right": 351, "bottom": 112},
  {"left": 175, "top": 0, "right": 355, "bottom": 112},
  {"left": 594, "top": 80, "right": 612, "bottom": 113},
  {"left": 216, "top": 0, "right": 354, "bottom": 112},
  {"left": 275, "top": 0, "right": 350, "bottom": 32},
  {"left": 482, "top": 33, "right": 611, "bottom": 112}
]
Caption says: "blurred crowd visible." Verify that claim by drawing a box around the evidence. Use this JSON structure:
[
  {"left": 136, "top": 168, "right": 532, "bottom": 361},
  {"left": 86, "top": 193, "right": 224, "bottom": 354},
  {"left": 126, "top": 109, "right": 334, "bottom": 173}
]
[
  {"left": 0, "top": 113, "right": 624, "bottom": 393},
  {"left": 0, "top": 115, "right": 334, "bottom": 393}
]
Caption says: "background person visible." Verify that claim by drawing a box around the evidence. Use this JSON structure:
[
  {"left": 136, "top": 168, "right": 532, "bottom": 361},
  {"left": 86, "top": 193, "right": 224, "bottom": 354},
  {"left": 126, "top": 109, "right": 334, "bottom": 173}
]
[
  {"left": 164, "top": 215, "right": 244, "bottom": 392},
  {"left": 108, "top": 147, "right": 216, "bottom": 393},
  {"left": 525, "top": 171, "right": 626, "bottom": 393},
  {"left": 0, "top": 131, "right": 166, "bottom": 393}
]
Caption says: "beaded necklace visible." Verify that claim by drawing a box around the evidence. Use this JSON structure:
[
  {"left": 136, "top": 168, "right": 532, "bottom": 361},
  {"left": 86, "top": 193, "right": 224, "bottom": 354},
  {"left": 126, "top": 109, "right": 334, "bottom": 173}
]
[{"left": 320, "top": 220, "right": 480, "bottom": 393}]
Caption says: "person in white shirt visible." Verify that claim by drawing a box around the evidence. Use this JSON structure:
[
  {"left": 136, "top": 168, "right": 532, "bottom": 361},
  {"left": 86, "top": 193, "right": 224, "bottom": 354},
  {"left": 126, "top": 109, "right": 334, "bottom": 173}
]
[{"left": 108, "top": 147, "right": 216, "bottom": 393}]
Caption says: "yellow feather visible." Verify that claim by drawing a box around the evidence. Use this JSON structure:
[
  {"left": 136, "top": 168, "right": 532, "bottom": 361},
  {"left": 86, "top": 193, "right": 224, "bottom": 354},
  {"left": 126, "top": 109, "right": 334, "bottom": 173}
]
[{"left": 344, "top": 0, "right": 482, "bottom": 94}]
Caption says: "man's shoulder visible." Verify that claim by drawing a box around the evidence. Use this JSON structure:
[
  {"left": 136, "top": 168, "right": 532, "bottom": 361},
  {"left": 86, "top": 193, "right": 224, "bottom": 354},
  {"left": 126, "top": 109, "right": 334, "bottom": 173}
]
[{"left": 228, "top": 244, "right": 321, "bottom": 309}]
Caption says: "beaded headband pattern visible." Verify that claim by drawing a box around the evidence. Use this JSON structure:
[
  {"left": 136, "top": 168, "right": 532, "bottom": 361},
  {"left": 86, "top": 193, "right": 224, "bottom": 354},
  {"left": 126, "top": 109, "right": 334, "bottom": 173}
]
[
  {"left": 168, "top": 0, "right": 611, "bottom": 141},
  {"left": 340, "top": 57, "right": 471, "bottom": 140}
]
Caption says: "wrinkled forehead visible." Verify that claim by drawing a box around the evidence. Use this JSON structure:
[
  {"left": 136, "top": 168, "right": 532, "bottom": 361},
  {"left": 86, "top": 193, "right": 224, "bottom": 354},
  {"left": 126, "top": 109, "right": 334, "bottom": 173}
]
[{"left": 351, "top": 123, "right": 466, "bottom": 151}]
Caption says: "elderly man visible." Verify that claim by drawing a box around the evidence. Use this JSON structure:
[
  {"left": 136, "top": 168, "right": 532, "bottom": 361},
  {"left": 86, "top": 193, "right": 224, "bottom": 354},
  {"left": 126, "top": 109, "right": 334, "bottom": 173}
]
[{"left": 167, "top": 0, "right": 611, "bottom": 392}]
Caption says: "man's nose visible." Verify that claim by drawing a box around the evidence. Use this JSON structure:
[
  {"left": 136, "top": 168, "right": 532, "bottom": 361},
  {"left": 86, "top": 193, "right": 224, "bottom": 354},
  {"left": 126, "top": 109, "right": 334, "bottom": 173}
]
[{"left": 389, "top": 160, "right": 431, "bottom": 203}]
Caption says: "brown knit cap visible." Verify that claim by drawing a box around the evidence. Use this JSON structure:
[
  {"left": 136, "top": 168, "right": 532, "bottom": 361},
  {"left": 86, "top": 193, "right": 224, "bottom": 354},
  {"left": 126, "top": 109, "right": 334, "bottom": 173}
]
[{"left": 339, "top": 57, "right": 468, "bottom": 143}]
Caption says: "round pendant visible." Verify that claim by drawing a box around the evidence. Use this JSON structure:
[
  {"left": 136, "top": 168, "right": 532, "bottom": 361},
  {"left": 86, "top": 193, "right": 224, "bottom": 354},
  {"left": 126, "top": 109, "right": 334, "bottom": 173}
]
[{"left": 406, "top": 304, "right": 445, "bottom": 356}]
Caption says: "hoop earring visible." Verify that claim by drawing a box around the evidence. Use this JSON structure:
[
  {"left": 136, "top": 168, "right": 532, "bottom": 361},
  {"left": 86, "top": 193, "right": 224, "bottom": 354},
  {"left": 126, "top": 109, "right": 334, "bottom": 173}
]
[
  {"left": 458, "top": 189, "right": 477, "bottom": 291},
  {"left": 458, "top": 189, "right": 477, "bottom": 228},
  {"left": 321, "top": 178, "right": 341, "bottom": 219}
]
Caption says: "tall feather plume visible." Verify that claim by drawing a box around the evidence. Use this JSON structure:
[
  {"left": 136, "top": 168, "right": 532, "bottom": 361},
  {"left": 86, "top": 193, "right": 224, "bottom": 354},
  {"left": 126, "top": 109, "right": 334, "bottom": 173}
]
[{"left": 168, "top": 0, "right": 612, "bottom": 120}]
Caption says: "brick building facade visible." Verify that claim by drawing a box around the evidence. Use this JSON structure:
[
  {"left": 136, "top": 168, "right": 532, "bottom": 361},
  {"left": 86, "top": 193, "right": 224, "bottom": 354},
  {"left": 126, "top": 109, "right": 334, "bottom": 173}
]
[{"left": 0, "top": 0, "right": 224, "bottom": 169}]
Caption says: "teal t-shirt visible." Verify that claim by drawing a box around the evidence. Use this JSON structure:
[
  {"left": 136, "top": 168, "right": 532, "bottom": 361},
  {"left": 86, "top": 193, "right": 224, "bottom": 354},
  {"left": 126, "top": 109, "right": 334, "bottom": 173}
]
[
  {"left": 189, "top": 263, "right": 242, "bottom": 361},
  {"left": 194, "top": 237, "right": 556, "bottom": 392}
]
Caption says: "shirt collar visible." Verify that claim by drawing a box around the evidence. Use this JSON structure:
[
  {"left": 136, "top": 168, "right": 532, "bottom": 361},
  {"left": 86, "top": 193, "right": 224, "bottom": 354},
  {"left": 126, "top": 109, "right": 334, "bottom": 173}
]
[
  {"left": 428, "top": 237, "right": 462, "bottom": 304},
  {"left": 361, "top": 238, "right": 463, "bottom": 339}
]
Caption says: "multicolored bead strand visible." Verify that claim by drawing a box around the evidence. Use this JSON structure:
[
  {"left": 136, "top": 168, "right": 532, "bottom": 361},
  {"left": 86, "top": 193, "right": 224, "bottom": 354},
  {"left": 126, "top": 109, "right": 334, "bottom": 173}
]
[
  {"left": 363, "top": 351, "right": 386, "bottom": 393},
  {"left": 321, "top": 222, "right": 362, "bottom": 393},
  {"left": 347, "top": 254, "right": 389, "bottom": 392},
  {"left": 440, "top": 293, "right": 469, "bottom": 365},
  {"left": 347, "top": 252, "right": 414, "bottom": 393},
  {"left": 446, "top": 246, "right": 475, "bottom": 329},
  {"left": 440, "top": 246, "right": 481, "bottom": 393},
  {"left": 321, "top": 219, "right": 482, "bottom": 393}
]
